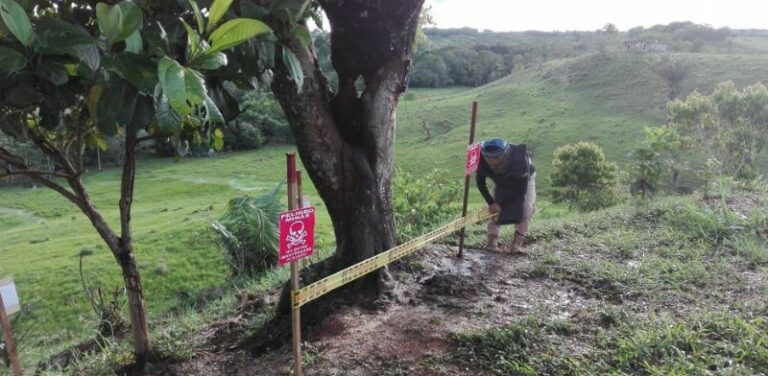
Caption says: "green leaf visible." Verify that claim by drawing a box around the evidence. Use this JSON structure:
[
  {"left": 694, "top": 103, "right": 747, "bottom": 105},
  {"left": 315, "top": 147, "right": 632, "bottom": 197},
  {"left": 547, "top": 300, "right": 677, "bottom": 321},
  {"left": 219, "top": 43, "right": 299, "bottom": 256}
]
[
  {"left": 96, "top": 79, "right": 139, "bottom": 136},
  {"left": 96, "top": 1, "right": 143, "bottom": 44},
  {"left": 111, "top": 52, "right": 158, "bottom": 93},
  {"left": 194, "top": 51, "right": 227, "bottom": 70},
  {"left": 32, "top": 18, "right": 101, "bottom": 70},
  {"left": 0, "top": 46, "right": 26, "bottom": 73},
  {"left": 157, "top": 58, "right": 207, "bottom": 116},
  {"left": 74, "top": 44, "right": 100, "bottom": 71},
  {"left": 206, "top": 0, "right": 233, "bottom": 33},
  {"left": 187, "top": 0, "right": 204, "bottom": 34},
  {"left": 182, "top": 20, "right": 201, "bottom": 60},
  {"left": 281, "top": 47, "right": 303, "bottom": 92},
  {"left": 124, "top": 30, "right": 143, "bottom": 53},
  {"left": 0, "top": 0, "right": 33, "bottom": 46},
  {"left": 292, "top": 24, "right": 311, "bottom": 47},
  {"left": 153, "top": 85, "right": 182, "bottom": 134},
  {"left": 213, "top": 128, "right": 224, "bottom": 150},
  {"left": 203, "top": 94, "right": 224, "bottom": 125},
  {"left": 184, "top": 68, "right": 207, "bottom": 108},
  {"left": 157, "top": 57, "right": 190, "bottom": 115},
  {"left": 208, "top": 18, "right": 271, "bottom": 54},
  {"left": 35, "top": 18, "right": 95, "bottom": 54}
]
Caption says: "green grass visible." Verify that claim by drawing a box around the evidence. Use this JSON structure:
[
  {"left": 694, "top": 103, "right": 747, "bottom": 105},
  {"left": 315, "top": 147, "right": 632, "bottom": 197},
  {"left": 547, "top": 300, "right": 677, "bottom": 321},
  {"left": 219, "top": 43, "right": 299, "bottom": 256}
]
[
  {"left": 0, "top": 146, "right": 336, "bottom": 362},
  {"left": 452, "top": 310, "right": 768, "bottom": 375},
  {"left": 452, "top": 185, "right": 768, "bottom": 375}
]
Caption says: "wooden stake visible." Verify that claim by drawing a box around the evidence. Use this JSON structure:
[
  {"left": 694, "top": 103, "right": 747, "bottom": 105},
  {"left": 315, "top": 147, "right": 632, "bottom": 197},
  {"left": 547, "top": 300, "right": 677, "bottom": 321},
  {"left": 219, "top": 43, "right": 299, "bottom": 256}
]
[
  {"left": 0, "top": 292, "right": 22, "bottom": 376},
  {"left": 296, "top": 171, "right": 304, "bottom": 209},
  {"left": 458, "top": 101, "right": 479, "bottom": 258},
  {"left": 286, "top": 154, "right": 303, "bottom": 376}
]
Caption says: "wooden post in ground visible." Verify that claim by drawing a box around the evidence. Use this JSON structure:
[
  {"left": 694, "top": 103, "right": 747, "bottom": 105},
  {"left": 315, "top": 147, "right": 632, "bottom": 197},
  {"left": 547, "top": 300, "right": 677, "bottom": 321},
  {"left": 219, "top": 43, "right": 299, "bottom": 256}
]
[
  {"left": 458, "top": 101, "right": 479, "bottom": 258},
  {"left": 0, "top": 292, "right": 22, "bottom": 376},
  {"left": 297, "top": 171, "right": 309, "bottom": 269},
  {"left": 286, "top": 154, "right": 303, "bottom": 376}
]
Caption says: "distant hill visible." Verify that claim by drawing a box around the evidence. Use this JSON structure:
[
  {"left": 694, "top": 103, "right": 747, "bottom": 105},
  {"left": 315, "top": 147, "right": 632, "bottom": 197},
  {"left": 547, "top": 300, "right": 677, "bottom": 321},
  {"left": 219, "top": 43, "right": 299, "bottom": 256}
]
[
  {"left": 409, "top": 23, "right": 768, "bottom": 89},
  {"left": 396, "top": 51, "right": 768, "bottom": 193}
]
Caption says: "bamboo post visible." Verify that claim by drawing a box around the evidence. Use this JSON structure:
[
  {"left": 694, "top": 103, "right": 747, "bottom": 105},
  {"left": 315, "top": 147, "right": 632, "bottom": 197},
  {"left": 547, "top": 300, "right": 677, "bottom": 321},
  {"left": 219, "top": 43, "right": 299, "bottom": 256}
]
[
  {"left": 458, "top": 101, "right": 479, "bottom": 258},
  {"left": 0, "top": 292, "right": 22, "bottom": 376},
  {"left": 286, "top": 154, "right": 303, "bottom": 376}
]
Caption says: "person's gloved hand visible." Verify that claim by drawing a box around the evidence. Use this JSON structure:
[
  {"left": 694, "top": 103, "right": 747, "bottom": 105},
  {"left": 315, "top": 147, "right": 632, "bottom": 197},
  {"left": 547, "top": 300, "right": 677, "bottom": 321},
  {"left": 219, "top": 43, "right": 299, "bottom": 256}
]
[{"left": 488, "top": 203, "right": 501, "bottom": 214}]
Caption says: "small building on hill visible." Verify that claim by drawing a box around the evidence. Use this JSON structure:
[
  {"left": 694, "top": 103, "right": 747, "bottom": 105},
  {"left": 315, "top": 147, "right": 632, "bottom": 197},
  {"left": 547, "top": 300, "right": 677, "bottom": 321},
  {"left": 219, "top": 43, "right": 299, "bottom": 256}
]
[{"left": 624, "top": 40, "right": 668, "bottom": 53}]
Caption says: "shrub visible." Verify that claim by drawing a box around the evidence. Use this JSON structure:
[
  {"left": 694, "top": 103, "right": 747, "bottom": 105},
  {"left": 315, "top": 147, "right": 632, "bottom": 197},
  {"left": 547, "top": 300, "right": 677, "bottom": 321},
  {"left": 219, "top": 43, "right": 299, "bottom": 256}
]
[
  {"left": 550, "top": 142, "right": 620, "bottom": 211},
  {"left": 223, "top": 122, "right": 265, "bottom": 150},
  {"left": 211, "top": 185, "right": 281, "bottom": 276},
  {"left": 393, "top": 169, "right": 461, "bottom": 241}
]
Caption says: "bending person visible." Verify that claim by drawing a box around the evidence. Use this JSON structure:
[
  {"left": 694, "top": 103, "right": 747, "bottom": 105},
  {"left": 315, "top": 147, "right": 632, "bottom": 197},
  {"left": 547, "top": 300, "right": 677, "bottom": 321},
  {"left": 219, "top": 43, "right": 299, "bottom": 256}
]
[{"left": 475, "top": 139, "right": 536, "bottom": 254}]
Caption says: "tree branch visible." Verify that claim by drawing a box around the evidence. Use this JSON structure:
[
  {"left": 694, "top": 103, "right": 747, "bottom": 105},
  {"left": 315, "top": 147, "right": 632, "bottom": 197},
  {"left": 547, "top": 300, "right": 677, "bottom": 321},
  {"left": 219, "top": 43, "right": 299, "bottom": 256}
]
[{"left": 0, "top": 145, "right": 80, "bottom": 203}]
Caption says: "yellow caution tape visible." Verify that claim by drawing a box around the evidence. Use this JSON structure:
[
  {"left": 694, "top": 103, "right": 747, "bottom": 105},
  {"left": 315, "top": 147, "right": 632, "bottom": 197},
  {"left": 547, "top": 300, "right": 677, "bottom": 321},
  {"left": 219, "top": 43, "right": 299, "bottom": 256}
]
[{"left": 292, "top": 209, "right": 496, "bottom": 307}]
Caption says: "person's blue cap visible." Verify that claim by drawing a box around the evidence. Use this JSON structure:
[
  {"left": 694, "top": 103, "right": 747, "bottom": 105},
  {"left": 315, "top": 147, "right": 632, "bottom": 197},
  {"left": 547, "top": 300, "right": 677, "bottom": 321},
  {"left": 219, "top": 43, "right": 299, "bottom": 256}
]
[{"left": 481, "top": 139, "right": 507, "bottom": 158}]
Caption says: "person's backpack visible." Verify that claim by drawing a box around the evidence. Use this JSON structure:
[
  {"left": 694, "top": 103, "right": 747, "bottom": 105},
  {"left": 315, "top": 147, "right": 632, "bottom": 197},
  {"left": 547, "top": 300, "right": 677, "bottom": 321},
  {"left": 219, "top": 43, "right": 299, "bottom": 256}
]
[{"left": 506, "top": 143, "right": 532, "bottom": 180}]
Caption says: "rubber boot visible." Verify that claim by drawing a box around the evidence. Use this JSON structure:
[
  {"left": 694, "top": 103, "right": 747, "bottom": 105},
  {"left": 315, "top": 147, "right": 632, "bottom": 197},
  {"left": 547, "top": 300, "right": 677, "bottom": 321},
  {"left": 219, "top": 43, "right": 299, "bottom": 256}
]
[
  {"left": 486, "top": 234, "right": 499, "bottom": 252},
  {"left": 511, "top": 231, "right": 527, "bottom": 254}
]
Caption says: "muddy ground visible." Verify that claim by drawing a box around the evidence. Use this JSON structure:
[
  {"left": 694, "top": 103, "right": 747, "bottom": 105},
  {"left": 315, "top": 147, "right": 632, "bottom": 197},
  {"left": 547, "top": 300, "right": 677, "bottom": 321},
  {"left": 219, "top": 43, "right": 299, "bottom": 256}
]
[{"left": 163, "top": 243, "right": 638, "bottom": 375}]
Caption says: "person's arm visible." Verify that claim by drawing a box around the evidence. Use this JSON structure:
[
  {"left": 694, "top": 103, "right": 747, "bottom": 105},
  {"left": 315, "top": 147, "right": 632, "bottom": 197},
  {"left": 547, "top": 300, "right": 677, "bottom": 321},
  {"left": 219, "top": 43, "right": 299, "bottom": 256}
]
[{"left": 476, "top": 158, "right": 495, "bottom": 205}]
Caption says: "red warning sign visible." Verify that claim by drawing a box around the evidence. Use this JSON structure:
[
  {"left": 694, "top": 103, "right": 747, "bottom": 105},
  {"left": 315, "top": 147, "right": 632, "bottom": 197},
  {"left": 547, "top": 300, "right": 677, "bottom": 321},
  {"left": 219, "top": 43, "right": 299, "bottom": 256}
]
[
  {"left": 278, "top": 206, "right": 316, "bottom": 266},
  {"left": 465, "top": 143, "right": 481, "bottom": 176}
]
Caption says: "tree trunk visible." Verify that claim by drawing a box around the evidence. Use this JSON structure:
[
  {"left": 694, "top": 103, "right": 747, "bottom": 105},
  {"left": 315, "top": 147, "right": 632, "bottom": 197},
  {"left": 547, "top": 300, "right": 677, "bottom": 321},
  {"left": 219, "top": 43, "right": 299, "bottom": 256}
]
[
  {"left": 65, "top": 137, "right": 152, "bottom": 363},
  {"left": 270, "top": 0, "right": 423, "bottom": 300},
  {"left": 116, "top": 247, "right": 151, "bottom": 363},
  {"left": 116, "top": 136, "right": 152, "bottom": 362}
]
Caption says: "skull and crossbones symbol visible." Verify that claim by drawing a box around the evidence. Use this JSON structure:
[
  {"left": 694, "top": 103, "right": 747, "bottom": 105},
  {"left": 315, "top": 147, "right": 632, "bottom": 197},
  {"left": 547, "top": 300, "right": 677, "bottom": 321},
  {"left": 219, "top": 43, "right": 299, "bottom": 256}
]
[
  {"left": 469, "top": 153, "right": 478, "bottom": 168},
  {"left": 286, "top": 221, "right": 308, "bottom": 248}
]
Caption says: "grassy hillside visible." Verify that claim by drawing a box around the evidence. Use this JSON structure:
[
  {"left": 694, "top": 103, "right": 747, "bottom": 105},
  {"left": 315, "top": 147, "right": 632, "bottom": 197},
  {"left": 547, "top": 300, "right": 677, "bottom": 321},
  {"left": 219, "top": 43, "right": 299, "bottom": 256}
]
[{"left": 397, "top": 52, "right": 768, "bottom": 194}]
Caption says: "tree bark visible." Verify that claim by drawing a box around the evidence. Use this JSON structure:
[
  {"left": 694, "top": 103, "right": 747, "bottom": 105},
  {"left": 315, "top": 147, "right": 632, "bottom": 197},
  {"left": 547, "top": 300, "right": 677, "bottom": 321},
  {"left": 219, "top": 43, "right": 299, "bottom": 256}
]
[
  {"left": 117, "top": 136, "right": 152, "bottom": 363},
  {"left": 270, "top": 0, "right": 423, "bottom": 299}
]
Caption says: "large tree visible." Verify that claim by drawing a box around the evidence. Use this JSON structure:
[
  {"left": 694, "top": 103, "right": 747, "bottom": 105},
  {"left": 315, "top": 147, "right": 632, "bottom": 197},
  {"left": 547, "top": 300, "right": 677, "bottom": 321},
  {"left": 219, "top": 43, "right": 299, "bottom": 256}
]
[
  {"left": 0, "top": 0, "right": 270, "bottom": 363},
  {"left": 669, "top": 81, "right": 768, "bottom": 178},
  {"left": 260, "top": 0, "right": 425, "bottom": 302}
]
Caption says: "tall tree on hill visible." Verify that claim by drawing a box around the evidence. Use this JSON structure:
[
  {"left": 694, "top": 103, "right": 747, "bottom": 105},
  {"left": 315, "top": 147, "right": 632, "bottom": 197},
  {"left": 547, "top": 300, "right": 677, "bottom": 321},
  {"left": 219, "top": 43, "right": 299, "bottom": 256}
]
[
  {"left": 255, "top": 0, "right": 425, "bottom": 307},
  {"left": 0, "top": 0, "right": 270, "bottom": 363},
  {"left": 655, "top": 57, "right": 692, "bottom": 100},
  {"left": 669, "top": 81, "right": 768, "bottom": 179}
]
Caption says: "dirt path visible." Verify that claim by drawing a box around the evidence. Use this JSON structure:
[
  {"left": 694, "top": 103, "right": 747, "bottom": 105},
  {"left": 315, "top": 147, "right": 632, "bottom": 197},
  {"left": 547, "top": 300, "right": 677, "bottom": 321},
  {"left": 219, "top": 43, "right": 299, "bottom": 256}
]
[{"left": 167, "top": 244, "right": 606, "bottom": 375}]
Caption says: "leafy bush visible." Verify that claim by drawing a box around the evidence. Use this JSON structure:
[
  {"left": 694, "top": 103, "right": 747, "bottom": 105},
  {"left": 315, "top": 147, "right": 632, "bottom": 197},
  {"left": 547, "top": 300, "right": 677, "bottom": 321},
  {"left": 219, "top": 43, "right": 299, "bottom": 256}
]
[
  {"left": 211, "top": 185, "right": 282, "bottom": 276},
  {"left": 223, "top": 122, "right": 265, "bottom": 150},
  {"left": 550, "top": 142, "right": 620, "bottom": 211},
  {"left": 231, "top": 89, "right": 292, "bottom": 143},
  {"left": 393, "top": 169, "right": 461, "bottom": 241}
]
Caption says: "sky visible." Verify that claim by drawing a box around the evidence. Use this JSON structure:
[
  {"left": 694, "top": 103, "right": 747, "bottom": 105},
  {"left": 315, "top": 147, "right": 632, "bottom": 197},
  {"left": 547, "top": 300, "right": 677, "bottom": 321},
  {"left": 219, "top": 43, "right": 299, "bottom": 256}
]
[{"left": 427, "top": 0, "right": 768, "bottom": 32}]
